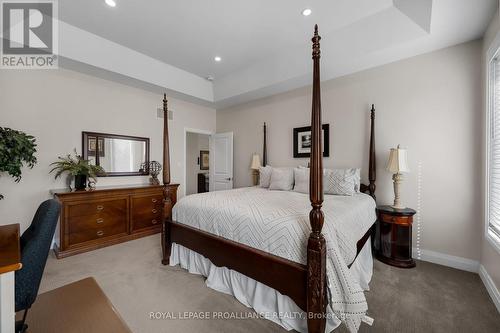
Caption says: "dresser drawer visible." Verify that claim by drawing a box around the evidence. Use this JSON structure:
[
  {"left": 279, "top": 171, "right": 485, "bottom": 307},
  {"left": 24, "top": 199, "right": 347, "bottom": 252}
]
[
  {"left": 69, "top": 224, "right": 126, "bottom": 245},
  {"left": 131, "top": 208, "right": 162, "bottom": 231},
  {"left": 68, "top": 213, "right": 126, "bottom": 234},
  {"left": 131, "top": 195, "right": 163, "bottom": 215},
  {"left": 67, "top": 198, "right": 127, "bottom": 218},
  {"left": 130, "top": 194, "right": 163, "bottom": 232},
  {"left": 379, "top": 213, "right": 412, "bottom": 225},
  {"left": 132, "top": 216, "right": 162, "bottom": 230}
]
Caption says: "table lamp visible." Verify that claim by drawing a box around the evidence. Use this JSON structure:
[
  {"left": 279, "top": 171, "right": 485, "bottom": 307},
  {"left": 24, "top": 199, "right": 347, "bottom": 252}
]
[
  {"left": 386, "top": 145, "right": 410, "bottom": 209},
  {"left": 250, "top": 153, "right": 261, "bottom": 186}
]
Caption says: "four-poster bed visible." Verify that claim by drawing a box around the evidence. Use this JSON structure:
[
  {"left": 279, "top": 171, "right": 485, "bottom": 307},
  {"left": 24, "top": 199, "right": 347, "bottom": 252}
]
[{"left": 160, "top": 26, "right": 376, "bottom": 333}]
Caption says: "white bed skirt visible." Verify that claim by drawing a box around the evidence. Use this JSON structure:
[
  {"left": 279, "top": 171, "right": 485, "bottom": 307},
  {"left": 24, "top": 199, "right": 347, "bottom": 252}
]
[{"left": 169, "top": 239, "right": 373, "bottom": 333}]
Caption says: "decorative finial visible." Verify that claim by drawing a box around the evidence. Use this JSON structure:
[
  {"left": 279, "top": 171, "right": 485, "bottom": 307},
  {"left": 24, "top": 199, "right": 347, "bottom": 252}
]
[
  {"left": 312, "top": 25, "right": 321, "bottom": 59},
  {"left": 163, "top": 93, "right": 168, "bottom": 112}
]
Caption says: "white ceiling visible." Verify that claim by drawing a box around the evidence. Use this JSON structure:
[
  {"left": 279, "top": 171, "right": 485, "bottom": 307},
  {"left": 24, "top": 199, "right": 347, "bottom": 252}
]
[
  {"left": 57, "top": 0, "right": 497, "bottom": 108},
  {"left": 60, "top": 0, "right": 393, "bottom": 79}
]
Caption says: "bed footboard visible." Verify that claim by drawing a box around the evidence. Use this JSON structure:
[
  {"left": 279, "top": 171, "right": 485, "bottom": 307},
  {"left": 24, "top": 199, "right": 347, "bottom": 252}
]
[{"left": 163, "top": 219, "right": 308, "bottom": 310}]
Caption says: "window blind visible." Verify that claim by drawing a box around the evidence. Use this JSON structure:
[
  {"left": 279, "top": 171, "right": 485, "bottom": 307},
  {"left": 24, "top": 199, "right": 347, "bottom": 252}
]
[{"left": 489, "top": 58, "right": 500, "bottom": 240}]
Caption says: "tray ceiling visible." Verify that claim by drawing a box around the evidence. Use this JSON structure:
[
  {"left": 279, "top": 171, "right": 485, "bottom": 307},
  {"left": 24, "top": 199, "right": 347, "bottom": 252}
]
[{"left": 55, "top": 0, "right": 497, "bottom": 108}]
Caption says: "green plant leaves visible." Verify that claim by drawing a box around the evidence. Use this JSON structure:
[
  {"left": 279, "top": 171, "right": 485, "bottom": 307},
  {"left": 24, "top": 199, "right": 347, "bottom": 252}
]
[
  {"left": 49, "top": 149, "right": 106, "bottom": 182},
  {"left": 0, "top": 127, "right": 38, "bottom": 199}
]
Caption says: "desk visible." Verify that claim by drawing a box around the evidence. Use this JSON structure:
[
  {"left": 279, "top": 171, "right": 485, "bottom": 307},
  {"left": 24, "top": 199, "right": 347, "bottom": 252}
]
[{"left": 0, "top": 224, "right": 21, "bottom": 333}]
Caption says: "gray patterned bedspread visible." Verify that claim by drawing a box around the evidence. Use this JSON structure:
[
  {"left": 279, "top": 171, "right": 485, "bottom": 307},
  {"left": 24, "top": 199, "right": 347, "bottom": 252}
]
[{"left": 172, "top": 187, "right": 376, "bottom": 332}]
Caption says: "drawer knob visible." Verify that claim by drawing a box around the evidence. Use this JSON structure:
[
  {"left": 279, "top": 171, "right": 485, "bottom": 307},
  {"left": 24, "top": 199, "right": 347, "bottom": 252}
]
[
  {"left": 97, "top": 230, "right": 104, "bottom": 237},
  {"left": 152, "top": 198, "right": 157, "bottom": 203},
  {"left": 96, "top": 205, "right": 104, "bottom": 211},
  {"left": 96, "top": 218, "right": 104, "bottom": 224},
  {"left": 152, "top": 209, "right": 158, "bottom": 214},
  {"left": 152, "top": 219, "right": 158, "bottom": 225}
]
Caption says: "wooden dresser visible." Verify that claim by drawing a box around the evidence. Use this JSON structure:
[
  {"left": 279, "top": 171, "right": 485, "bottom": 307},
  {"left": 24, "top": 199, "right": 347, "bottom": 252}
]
[{"left": 51, "top": 184, "right": 179, "bottom": 258}]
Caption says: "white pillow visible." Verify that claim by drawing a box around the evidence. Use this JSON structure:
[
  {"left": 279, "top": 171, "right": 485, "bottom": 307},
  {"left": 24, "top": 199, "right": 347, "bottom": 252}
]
[
  {"left": 324, "top": 168, "right": 357, "bottom": 196},
  {"left": 353, "top": 168, "right": 361, "bottom": 192},
  {"left": 259, "top": 166, "right": 273, "bottom": 188},
  {"left": 269, "top": 168, "right": 294, "bottom": 191},
  {"left": 293, "top": 168, "right": 309, "bottom": 194}
]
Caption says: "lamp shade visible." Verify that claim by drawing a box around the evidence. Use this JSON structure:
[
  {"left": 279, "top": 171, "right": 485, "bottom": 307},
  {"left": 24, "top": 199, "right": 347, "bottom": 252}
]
[
  {"left": 386, "top": 145, "right": 410, "bottom": 174},
  {"left": 250, "top": 153, "right": 261, "bottom": 170}
]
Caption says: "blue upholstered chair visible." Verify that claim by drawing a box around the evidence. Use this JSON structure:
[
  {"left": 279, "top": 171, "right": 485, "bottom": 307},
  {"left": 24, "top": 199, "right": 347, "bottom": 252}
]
[{"left": 15, "top": 199, "right": 60, "bottom": 333}]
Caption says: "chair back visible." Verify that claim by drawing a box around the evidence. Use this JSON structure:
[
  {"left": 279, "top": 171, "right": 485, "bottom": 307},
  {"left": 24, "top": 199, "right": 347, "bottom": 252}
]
[{"left": 15, "top": 199, "right": 60, "bottom": 311}]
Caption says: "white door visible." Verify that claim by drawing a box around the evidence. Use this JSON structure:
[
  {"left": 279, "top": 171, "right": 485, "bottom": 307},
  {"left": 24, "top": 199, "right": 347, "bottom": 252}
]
[{"left": 210, "top": 132, "right": 233, "bottom": 191}]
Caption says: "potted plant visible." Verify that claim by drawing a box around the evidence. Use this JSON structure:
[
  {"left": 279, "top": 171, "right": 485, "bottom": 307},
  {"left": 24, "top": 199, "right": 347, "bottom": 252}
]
[
  {"left": 50, "top": 150, "right": 105, "bottom": 190},
  {"left": 0, "top": 127, "right": 37, "bottom": 199}
]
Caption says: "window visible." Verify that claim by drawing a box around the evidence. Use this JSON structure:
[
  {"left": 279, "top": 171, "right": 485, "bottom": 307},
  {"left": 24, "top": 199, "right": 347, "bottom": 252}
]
[{"left": 487, "top": 52, "right": 500, "bottom": 252}]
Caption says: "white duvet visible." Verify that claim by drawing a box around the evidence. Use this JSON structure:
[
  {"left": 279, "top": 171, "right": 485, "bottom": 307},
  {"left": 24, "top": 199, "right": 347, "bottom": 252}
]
[{"left": 172, "top": 187, "right": 376, "bottom": 332}]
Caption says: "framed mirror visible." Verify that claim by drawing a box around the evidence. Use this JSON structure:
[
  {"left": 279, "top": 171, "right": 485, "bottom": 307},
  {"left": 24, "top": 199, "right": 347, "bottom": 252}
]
[{"left": 82, "top": 132, "right": 150, "bottom": 176}]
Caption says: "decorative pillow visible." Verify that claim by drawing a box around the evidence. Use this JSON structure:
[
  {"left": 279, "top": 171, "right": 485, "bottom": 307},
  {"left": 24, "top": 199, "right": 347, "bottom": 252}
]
[
  {"left": 353, "top": 168, "right": 361, "bottom": 192},
  {"left": 323, "top": 168, "right": 358, "bottom": 196},
  {"left": 269, "top": 168, "right": 294, "bottom": 191},
  {"left": 293, "top": 168, "right": 309, "bottom": 194},
  {"left": 259, "top": 165, "right": 273, "bottom": 188}
]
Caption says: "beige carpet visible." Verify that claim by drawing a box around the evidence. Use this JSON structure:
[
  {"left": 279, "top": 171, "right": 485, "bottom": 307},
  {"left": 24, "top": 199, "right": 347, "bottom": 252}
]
[{"left": 38, "top": 235, "right": 500, "bottom": 333}]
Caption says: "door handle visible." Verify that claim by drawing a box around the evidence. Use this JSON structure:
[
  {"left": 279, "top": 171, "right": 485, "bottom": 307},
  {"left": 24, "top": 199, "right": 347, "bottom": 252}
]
[{"left": 225, "top": 178, "right": 232, "bottom": 181}]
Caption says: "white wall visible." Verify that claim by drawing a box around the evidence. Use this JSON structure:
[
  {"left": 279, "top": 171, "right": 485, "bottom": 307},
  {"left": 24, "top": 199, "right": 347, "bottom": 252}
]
[
  {"left": 217, "top": 40, "right": 483, "bottom": 262},
  {"left": 0, "top": 69, "right": 216, "bottom": 232},
  {"left": 481, "top": 8, "right": 500, "bottom": 299},
  {"left": 185, "top": 132, "right": 210, "bottom": 195}
]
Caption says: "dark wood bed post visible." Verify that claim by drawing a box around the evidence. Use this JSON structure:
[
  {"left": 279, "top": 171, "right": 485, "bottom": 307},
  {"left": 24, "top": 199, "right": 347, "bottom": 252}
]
[
  {"left": 162, "top": 93, "right": 173, "bottom": 265},
  {"left": 368, "top": 104, "right": 376, "bottom": 200},
  {"left": 307, "top": 25, "right": 327, "bottom": 333},
  {"left": 263, "top": 122, "right": 267, "bottom": 166}
]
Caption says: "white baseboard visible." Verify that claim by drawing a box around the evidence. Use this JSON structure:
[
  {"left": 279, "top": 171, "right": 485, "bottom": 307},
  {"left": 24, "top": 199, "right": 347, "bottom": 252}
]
[
  {"left": 412, "top": 248, "right": 480, "bottom": 273},
  {"left": 479, "top": 265, "right": 500, "bottom": 313}
]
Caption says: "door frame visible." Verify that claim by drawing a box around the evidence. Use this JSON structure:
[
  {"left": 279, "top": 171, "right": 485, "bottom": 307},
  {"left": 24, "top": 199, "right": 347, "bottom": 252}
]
[{"left": 183, "top": 128, "right": 214, "bottom": 197}]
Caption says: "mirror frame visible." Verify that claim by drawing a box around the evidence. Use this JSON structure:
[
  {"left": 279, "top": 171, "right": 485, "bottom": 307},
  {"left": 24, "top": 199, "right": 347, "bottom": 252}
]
[{"left": 82, "top": 131, "right": 150, "bottom": 177}]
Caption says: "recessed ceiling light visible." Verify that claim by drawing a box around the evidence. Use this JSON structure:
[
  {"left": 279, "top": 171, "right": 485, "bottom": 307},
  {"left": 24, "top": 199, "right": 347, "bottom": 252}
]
[
  {"left": 302, "top": 8, "right": 312, "bottom": 16},
  {"left": 214, "top": 56, "right": 222, "bottom": 62},
  {"left": 105, "top": 0, "right": 116, "bottom": 7}
]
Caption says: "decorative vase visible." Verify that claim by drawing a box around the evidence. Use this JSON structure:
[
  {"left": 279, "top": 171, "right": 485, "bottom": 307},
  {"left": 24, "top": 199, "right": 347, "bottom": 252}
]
[{"left": 74, "top": 174, "right": 87, "bottom": 190}]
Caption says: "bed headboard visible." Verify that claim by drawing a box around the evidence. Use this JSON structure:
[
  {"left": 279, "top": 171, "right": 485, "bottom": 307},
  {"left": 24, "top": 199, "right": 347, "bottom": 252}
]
[
  {"left": 359, "top": 104, "right": 376, "bottom": 200},
  {"left": 262, "top": 122, "right": 268, "bottom": 166}
]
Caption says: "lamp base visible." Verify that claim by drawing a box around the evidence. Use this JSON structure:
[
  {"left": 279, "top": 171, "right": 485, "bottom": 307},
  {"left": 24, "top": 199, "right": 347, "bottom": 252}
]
[
  {"left": 392, "top": 173, "right": 405, "bottom": 210},
  {"left": 252, "top": 170, "right": 259, "bottom": 186}
]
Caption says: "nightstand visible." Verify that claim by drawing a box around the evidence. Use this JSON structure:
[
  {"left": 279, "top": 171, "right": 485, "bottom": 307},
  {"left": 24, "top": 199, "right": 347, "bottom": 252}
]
[{"left": 374, "top": 205, "right": 416, "bottom": 268}]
